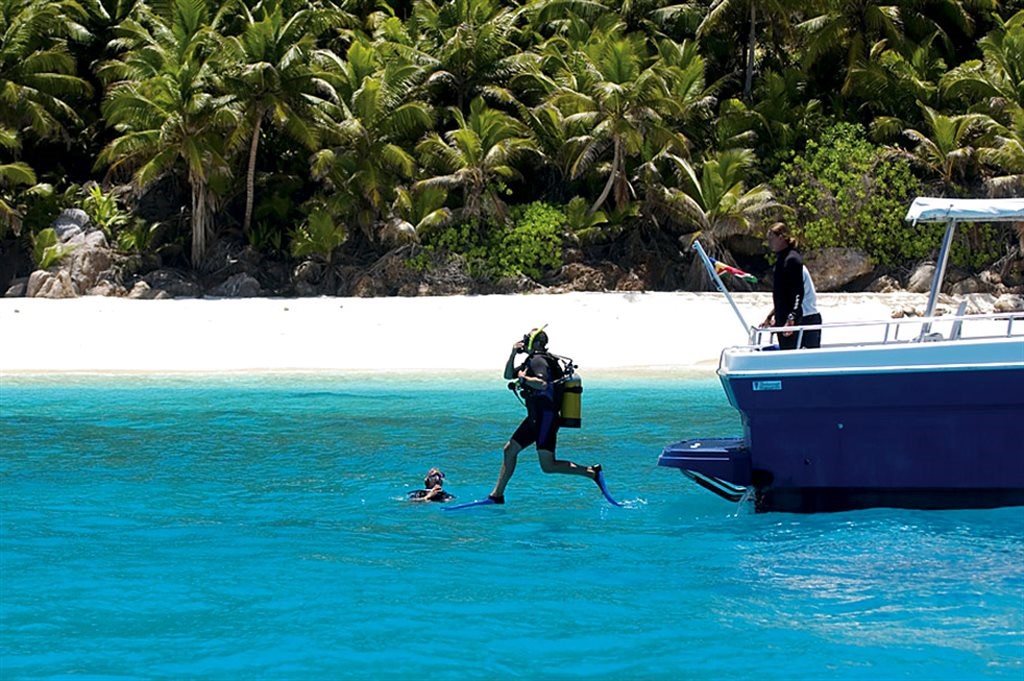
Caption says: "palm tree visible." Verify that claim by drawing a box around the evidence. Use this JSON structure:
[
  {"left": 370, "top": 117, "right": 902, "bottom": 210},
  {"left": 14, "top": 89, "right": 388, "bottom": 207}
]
[
  {"left": 715, "top": 69, "right": 823, "bottom": 171},
  {"left": 980, "top": 105, "right": 1024, "bottom": 197},
  {"left": 674, "top": 148, "right": 776, "bottom": 288},
  {"left": 415, "top": 96, "right": 538, "bottom": 225},
  {"left": 799, "top": 0, "right": 908, "bottom": 97},
  {"left": 96, "top": 0, "right": 238, "bottom": 266},
  {"left": 697, "top": 0, "right": 800, "bottom": 101},
  {"left": 407, "top": 0, "right": 525, "bottom": 110},
  {"left": 221, "top": 1, "right": 344, "bottom": 234},
  {"left": 0, "top": 126, "right": 39, "bottom": 236},
  {"left": 309, "top": 39, "right": 432, "bottom": 245},
  {"left": 897, "top": 103, "right": 993, "bottom": 192},
  {"left": 897, "top": 0, "right": 994, "bottom": 62},
  {"left": 549, "top": 24, "right": 687, "bottom": 216},
  {"left": 848, "top": 35, "right": 947, "bottom": 124},
  {"left": 0, "top": 0, "right": 93, "bottom": 153},
  {"left": 940, "top": 10, "right": 1024, "bottom": 117},
  {"left": 382, "top": 183, "right": 450, "bottom": 243}
]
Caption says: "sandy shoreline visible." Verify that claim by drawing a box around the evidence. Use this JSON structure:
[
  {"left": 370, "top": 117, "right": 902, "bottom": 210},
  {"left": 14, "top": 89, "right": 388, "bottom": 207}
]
[
  {"left": 0, "top": 290, "right": 929, "bottom": 376},
  {"left": 0, "top": 291, "right": 928, "bottom": 376}
]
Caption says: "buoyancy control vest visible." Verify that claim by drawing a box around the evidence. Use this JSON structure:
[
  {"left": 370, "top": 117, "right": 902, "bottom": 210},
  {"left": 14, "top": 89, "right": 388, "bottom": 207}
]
[{"left": 530, "top": 352, "right": 582, "bottom": 429}]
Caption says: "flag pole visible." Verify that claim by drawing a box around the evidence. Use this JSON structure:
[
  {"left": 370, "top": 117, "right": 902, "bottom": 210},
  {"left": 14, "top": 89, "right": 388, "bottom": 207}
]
[{"left": 692, "top": 240, "right": 753, "bottom": 339}]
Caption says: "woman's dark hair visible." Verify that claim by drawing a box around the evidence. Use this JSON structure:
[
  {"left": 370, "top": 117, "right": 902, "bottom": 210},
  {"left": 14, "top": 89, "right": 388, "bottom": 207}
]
[{"left": 768, "top": 222, "right": 797, "bottom": 248}]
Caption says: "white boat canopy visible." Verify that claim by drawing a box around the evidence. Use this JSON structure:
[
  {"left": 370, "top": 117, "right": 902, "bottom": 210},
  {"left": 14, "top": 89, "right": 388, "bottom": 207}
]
[
  {"left": 905, "top": 197, "right": 1024, "bottom": 318},
  {"left": 906, "top": 197, "right": 1024, "bottom": 223}
]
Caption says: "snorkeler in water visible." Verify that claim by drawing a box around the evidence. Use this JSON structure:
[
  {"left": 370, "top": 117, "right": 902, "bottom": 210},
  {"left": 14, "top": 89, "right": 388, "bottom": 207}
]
[{"left": 408, "top": 468, "right": 454, "bottom": 503}]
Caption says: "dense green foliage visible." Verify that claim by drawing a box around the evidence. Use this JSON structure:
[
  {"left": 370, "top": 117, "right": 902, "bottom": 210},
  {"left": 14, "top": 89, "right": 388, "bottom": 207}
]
[
  {"left": 493, "top": 202, "right": 565, "bottom": 279},
  {"left": 2, "top": 0, "right": 1022, "bottom": 287},
  {"left": 772, "top": 123, "right": 925, "bottom": 267},
  {"left": 31, "top": 228, "right": 74, "bottom": 269},
  {"left": 82, "top": 185, "right": 130, "bottom": 238},
  {"left": 413, "top": 201, "right": 565, "bottom": 279}
]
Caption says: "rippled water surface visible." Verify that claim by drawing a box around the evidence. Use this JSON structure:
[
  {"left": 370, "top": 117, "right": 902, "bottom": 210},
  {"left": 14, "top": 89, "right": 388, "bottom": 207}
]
[{"left": 2, "top": 374, "right": 1022, "bottom": 679}]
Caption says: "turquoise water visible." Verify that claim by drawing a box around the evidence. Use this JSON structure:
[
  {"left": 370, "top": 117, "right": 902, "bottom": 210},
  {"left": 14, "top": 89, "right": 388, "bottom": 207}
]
[{"left": 1, "top": 374, "right": 1022, "bottom": 680}]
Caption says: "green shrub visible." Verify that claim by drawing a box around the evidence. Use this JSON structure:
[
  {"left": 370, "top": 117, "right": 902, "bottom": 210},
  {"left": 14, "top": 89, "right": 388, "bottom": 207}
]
[
  {"left": 32, "top": 228, "right": 76, "bottom": 269},
  {"left": 83, "top": 185, "right": 130, "bottom": 238},
  {"left": 250, "top": 179, "right": 302, "bottom": 255},
  {"left": 491, "top": 202, "right": 565, "bottom": 279},
  {"left": 291, "top": 209, "right": 346, "bottom": 261},
  {"left": 409, "top": 219, "right": 492, "bottom": 276},
  {"left": 116, "top": 219, "right": 160, "bottom": 253},
  {"left": 19, "top": 184, "right": 72, "bottom": 235},
  {"left": 413, "top": 202, "right": 567, "bottom": 281},
  {"left": 771, "top": 122, "right": 924, "bottom": 267},
  {"left": 946, "top": 223, "right": 1008, "bottom": 271},
  {"left": 564, "top": 196, "right": 609, "bottom": 241}
]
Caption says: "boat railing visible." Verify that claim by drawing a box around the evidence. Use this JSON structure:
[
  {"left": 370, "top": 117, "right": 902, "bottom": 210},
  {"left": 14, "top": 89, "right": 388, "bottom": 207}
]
[{"left": 747, "top": 310, "right": 1024, "bottom": 350}]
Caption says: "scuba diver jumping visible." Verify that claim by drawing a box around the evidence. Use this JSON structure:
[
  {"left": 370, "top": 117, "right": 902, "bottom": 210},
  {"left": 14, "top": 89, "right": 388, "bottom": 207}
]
[{"left": 487, "top": 326, "right": 603, "bottom": 504}]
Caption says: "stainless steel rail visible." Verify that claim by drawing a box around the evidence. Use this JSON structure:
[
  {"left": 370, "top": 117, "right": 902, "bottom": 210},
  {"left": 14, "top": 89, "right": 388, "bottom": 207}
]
[{"left": 749, "top": 312, "right": 1024, "bottom": 349}]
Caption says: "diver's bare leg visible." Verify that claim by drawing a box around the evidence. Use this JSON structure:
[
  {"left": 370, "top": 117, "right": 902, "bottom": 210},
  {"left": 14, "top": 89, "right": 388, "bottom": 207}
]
[{"left": 490, "top": 439, "right": 523, "bottom": 499}]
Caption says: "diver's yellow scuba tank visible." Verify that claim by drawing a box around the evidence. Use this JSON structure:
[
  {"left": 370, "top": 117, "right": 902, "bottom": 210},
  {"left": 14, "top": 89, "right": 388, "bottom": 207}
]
[{"left": 559, "top": 373, "right": 583, "bottom": 428}]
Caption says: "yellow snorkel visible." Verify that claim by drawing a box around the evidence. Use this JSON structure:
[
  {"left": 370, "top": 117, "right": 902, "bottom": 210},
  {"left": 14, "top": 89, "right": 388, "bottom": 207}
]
[{"left": 525, "top": 324, "right": 548, "bottom": 353}]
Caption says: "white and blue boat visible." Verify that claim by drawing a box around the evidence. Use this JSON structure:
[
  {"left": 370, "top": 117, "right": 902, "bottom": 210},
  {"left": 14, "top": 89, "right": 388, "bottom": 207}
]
[{"left": 660, "top": 197, "right": 1024, "bottom": 512}]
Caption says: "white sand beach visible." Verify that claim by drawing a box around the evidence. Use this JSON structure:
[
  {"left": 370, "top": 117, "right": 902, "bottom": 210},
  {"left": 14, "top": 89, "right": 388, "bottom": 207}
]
[{"left": 0, "top": 291, "right": 933, "bottom": 376}]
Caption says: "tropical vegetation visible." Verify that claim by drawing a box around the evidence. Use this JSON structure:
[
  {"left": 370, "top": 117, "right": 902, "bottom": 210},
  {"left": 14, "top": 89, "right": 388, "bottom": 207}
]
[{"left": 2, "top": 0, "right": 1023, "bottom": 294}]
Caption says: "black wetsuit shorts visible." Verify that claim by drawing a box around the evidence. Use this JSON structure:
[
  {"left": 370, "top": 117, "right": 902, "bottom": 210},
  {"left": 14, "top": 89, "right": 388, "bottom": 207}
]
[{"left": 511, "top": 399, "right": 559, "bottom": 452}]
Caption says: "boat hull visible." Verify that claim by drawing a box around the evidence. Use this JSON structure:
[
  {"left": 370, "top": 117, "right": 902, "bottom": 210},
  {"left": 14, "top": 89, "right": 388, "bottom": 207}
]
[
  {"left": 756, "top": 486, "right": 1024, "bottom": 513},
  {"left": 661, "top": 338, "right": 1024, "bottom": 513}
]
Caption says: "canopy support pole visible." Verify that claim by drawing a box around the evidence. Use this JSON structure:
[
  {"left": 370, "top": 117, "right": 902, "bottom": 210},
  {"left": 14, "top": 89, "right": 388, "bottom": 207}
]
[
  {"left": 693, "top": 240, "right": 753, "bottom": 339},
  {"left": 922, "top": 219, "right": 958, "bottom": 336}
]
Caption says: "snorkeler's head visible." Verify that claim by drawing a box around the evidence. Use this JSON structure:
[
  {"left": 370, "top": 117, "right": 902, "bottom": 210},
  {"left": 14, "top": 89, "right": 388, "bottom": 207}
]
[{"left": 424, "top": 468, "right": 445, "bottom": 489}]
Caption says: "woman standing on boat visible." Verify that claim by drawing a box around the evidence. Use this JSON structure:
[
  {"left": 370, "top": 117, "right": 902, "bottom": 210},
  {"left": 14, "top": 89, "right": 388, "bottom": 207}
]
[{"left": 763, "top": 222, "right": 822, "bottom": 349}]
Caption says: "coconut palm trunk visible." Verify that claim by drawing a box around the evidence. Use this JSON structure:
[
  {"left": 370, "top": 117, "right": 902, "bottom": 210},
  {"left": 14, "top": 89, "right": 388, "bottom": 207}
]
[
  {"left": 591, "top": 138, "right": 623, "bottom": 215},
  {"left": 189, "top": 172, "right": 211, "bottom": 265},
  {"left": 744, "top": 3, "right": 757, "bottom": 101},
  {"left": 243, "top": 109, "right": 267, "bottom": 234}
]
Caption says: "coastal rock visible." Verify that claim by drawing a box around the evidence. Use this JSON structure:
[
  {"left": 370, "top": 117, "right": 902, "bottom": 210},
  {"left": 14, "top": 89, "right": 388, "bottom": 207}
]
[
  {"left": 143, "top": 269, "right": 202, "bottom": 297},
  {"left": 68, "top": 243, "right": 113, "bottom": 293},
  {"left": 803, "top": 248, "right": 874, "bottom": 292},
  {"left": 27, "top": 269, "right": 76, "bottom": 298},
  {"left": 292, "top": 259, "right": 325, "bottom": 295},
  {"left": 890, "top": 293, "right": 959, "bottom": 318},
  {"left": 63, "top": 230, "right": 108, "bottom": 250},
  {"left": 979, "top": 270, "right": 1006, "bottom": 295},
  {"left": 867, "top": 274, "right": 901, "bottom": 293},
  {"left": 25, "top": 228, "right": 119, "bottom": 298},
  {"left": 994, "top": 293, "right": 1024, "bottom": 312},
  {"left": 907, "top": 262, "right": 935, "bottom": 293},
  {"left": 294, "top": 280, "right": 319, "bottom": 297},
  {"left": 51, "top": 208, "right": 90, "bottom": 240},
  {"left": 417, "top": 256, "right": 475, "bottom": 296},
  {"left": 208, "top": 273, "right": 262, "bottom": 298},
  {"left": 950, "top": 277, "right": 983, "bottom": 295},
  {"left": 550, "top": 262, "right": 646, "bottom": 292},
  {"left": 963, "top": 294, "right": 995, "bottom": 315},
  {"left": 614, "top": 270, "right": 645, "bottom": 291},
  {"left": 127, "top": 281, "right": 171, "bottom": 299},
  {"left": 351, "top": 274, "right": 384, "bottom": 297},
  {"left": 5, "top": 277, "right": 27, "bottom": 297},
  {"left": 87, "top": 280, "right": 127, "bottom": 297},
  {"left": 553, "top": 263, "right": 607, "bottom": 291}
]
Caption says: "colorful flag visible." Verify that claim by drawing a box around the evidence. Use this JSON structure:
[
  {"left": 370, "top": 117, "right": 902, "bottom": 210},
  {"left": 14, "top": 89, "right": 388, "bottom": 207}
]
[{"left": 711, "top": 257, "right": 758, "bottom": 284}]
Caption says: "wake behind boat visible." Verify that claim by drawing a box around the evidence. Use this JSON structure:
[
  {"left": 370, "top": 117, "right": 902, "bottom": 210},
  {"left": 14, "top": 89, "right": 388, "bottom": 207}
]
[{"left": 659, "top": 197, "right": 1024, "bottom": 513}]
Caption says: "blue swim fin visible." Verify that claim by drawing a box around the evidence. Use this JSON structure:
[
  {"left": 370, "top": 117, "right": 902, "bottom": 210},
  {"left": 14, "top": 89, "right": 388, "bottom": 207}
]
[
  {"left": 441, "top": 497, "right": 499, "bottom": 511},
  {"left": 595, "top": 470, "right": 623, "bottom": 507}
]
